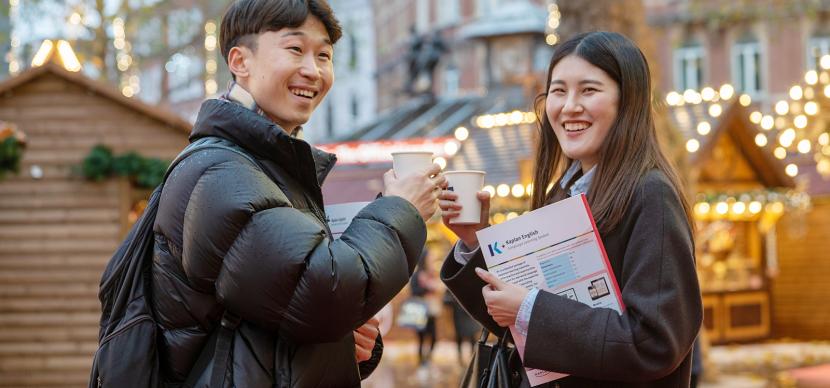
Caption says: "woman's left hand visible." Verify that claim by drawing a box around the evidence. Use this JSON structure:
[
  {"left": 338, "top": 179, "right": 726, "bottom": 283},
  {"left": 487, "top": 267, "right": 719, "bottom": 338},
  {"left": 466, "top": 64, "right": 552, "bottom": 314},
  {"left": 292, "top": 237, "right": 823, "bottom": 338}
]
[{"left": 475, "top": 267, "right": 529, "bottom": 327}]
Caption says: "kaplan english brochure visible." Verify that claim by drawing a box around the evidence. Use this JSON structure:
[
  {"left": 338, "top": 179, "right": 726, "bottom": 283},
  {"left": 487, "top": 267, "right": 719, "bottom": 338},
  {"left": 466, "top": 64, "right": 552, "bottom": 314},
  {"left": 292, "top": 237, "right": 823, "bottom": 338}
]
[{"left": 475, "top": 194, "right": 625, "bottom": 386}]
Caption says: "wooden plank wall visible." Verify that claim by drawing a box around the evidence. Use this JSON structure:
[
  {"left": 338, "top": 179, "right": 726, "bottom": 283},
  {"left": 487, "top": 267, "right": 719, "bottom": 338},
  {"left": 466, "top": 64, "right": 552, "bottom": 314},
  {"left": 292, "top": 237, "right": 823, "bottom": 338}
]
[
  {"left": 771, "top": 196, "right": 830, "bottom": 340},
  {"left": 0, "top": 72, "right": 188, "bottom": 387}
]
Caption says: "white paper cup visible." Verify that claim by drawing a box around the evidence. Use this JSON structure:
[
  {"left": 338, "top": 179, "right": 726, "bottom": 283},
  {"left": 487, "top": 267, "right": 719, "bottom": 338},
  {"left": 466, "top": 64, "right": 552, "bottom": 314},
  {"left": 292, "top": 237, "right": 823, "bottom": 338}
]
[
  {"left": 391, "top": 151, "right": 434, "bottom": 178},
  {"left": 445, "top": 170, "right": 486, "bottom": 224}
]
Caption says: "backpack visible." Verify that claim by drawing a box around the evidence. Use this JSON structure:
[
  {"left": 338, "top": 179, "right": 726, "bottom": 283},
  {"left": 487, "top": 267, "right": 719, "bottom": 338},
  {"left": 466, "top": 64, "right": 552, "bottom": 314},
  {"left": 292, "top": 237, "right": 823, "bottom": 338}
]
[{"left": 89, "top": 137, "right": 263, "bottom": 388}]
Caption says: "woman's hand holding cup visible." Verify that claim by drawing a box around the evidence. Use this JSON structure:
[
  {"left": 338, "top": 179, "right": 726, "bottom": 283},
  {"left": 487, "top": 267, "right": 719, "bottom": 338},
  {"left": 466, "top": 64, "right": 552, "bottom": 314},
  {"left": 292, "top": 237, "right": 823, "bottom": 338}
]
[{"left": 439, "top": 187, "right": 490, "bottom": 250}]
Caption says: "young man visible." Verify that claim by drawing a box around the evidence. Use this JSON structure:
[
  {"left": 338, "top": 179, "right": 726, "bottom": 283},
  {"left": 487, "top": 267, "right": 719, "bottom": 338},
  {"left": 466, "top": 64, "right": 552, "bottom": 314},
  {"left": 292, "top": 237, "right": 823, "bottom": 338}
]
[{"left": 151, "top": 0, "right": 445, "bottom": 386}]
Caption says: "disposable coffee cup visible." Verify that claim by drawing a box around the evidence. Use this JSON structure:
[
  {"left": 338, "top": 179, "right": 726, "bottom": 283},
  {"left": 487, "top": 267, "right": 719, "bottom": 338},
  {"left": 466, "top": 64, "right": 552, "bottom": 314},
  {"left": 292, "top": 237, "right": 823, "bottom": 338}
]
[
  {"left": 444, "top": 170, "right": 486, "bottom": 224},
  {"left": 391, "top": 151, "right": 434, "bottom": 178}
]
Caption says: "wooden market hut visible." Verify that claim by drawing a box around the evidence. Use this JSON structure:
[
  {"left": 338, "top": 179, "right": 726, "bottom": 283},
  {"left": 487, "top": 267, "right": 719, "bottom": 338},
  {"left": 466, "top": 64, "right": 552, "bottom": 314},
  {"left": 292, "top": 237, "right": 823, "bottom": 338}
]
[
  {"left": 668, "top": 100, "right": 822, "bottom": 344},
  {"left": 0, "top": 61, "right": 190, "bottom": 387}
]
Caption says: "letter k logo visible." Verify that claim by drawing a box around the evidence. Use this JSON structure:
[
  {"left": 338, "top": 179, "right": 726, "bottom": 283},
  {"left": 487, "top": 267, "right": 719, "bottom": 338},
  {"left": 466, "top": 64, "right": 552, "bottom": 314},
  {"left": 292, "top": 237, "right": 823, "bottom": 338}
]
[{"left": 488, "top": 241, "right": 503, "bottom": 256}]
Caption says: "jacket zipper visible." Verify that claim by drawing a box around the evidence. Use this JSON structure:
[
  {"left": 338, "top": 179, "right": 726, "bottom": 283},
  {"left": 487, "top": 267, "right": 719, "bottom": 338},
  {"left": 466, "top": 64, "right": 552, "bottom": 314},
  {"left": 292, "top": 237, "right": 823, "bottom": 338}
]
[
  {"left": 309, "top": 201, "right": 333, "bottom": 239},
  {"left": 93, "top": 315, "right": 154, "bottom": 387},
  {"left": 99, "top": 315, "right": 153, "bottom": 346}
]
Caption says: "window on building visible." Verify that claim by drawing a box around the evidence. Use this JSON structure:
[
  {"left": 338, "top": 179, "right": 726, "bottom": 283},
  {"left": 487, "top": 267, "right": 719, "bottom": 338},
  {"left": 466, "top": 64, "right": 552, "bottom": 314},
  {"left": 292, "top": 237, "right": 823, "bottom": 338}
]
[
  {"left": 806, "top": 36, "right": 830, "bottom": 71},
  {"left": 477, "top": 0, "right": 502, "bottom": 17},
  {"left": 348, "top": 32, "right": 358, "bottom": 71},
  {"left": 438, "top": 0, "right": 460, "bottom": 26},
  {"left": 416, "top": 0, "right": 430, "bottom": 33},
  {"left": 673, "top": 44, "right": 704, "bottom": 91},
  {"left": 351, "top": 95, "right": 360, "bottom": 120},
  {"left": 534, "top": 43, "right": 551, "bottom": 72},
  {"left": 732, "top": 39, "right": 763, "bottom": 96},
  {"left": 167, "top": 9, "right": 202, "bottom": 48},
  {"left": 326, "top": 102, "right": 334, "bottom": 139},
  {"left": 444, "top": 65, "right": 460, "bottom": 96},
  {"left": 166, "top": 50, "right": 204, "bottom": 103}
]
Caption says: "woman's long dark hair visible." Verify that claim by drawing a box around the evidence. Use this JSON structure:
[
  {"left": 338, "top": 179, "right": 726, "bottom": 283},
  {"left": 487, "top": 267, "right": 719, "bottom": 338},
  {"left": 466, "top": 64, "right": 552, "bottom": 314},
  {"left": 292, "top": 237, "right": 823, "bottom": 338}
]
[{"left": 530, "top": 31, "right": 692, "bottom": 233}]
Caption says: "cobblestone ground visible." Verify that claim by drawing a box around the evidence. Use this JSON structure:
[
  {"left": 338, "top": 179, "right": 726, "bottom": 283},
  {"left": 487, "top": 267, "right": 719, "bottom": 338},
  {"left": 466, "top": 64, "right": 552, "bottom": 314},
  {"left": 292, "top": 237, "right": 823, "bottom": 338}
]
[
  {"left": 362, "top": 340, "right": 830, "bottom": 387},
  {"left": 362, "top": 340, "right": 468, "bottom": 387}
]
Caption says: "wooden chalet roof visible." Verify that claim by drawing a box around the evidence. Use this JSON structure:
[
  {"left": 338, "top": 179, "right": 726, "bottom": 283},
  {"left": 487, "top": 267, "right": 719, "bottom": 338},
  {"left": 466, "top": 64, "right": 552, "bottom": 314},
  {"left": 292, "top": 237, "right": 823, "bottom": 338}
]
[
  {"left": 668, "top": 101, "right": 795, "bottom": 189},
  {"left": 0, "top": 62, "right": 192, "bottom": 133}
]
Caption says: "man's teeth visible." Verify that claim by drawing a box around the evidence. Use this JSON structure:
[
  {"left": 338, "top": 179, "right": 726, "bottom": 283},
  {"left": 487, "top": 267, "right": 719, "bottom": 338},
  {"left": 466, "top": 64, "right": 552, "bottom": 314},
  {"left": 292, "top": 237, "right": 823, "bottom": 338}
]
[
  {"left": 290, "top": 88, "right": 315, "bottom": 98},
  {"left": 564, "top": 122, "right": 590, "bottom": 131}
]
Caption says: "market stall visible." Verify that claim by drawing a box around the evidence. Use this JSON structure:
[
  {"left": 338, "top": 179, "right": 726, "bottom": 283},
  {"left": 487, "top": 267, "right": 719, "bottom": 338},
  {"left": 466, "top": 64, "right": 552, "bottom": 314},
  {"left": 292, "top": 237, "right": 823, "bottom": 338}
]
[{"left": 668, "top": 98, "right": 805, "bottom": 343}]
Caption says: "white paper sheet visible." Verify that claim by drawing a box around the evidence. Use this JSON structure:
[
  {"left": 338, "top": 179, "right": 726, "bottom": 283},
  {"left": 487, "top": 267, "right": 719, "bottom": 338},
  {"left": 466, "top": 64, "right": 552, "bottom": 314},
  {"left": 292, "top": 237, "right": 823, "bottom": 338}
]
[{"left": 325, "top": 201, "right": 371, "bottom": 239}]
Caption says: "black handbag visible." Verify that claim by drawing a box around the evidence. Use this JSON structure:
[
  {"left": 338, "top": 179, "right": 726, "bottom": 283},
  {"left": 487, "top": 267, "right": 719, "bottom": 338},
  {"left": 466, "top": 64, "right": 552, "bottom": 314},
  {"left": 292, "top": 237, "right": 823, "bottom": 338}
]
[{"left": 460, "top": 329, "right": 523, "bottom": 388}]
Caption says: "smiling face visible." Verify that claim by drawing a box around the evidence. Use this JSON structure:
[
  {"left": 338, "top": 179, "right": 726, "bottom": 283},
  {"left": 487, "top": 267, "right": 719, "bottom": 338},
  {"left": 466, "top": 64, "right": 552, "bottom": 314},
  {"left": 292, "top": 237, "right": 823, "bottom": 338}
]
[
  {"left": 545, "top": 54, "right": 620, "bottom": 172},
  {"left": 228, "top": 16, "right": 334, "bottom": 132}
]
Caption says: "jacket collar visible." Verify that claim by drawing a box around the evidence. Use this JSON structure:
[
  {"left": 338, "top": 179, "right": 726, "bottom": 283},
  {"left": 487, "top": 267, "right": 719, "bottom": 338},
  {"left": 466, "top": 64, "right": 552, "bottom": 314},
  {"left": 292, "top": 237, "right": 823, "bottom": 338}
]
[{"left": 189, "top": 97, "right": 337, "bottom": 186}]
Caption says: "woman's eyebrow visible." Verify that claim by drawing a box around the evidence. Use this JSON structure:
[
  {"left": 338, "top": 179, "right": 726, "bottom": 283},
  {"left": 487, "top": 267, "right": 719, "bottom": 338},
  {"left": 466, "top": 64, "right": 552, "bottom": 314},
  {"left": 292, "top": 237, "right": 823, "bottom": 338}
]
[
  {"left": 550, "top": 79, "right": 604, "bottom": 86},
  {"left": 579, "top": 79, "right": 604, "bottom": 86}
]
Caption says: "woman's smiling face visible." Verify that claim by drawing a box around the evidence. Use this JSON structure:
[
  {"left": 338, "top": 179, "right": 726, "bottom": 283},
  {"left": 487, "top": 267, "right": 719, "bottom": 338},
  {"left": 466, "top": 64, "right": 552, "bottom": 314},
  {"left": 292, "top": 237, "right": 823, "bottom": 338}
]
[{"left": 545, "top": 54, "right": 620, "bottom": 172}]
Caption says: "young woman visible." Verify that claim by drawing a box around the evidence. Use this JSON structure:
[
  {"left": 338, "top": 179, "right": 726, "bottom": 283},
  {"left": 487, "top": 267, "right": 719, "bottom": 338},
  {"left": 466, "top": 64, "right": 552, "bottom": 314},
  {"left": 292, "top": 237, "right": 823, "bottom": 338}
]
[{"left": 438, "top": 31, "right": 702, "bottom": 387}]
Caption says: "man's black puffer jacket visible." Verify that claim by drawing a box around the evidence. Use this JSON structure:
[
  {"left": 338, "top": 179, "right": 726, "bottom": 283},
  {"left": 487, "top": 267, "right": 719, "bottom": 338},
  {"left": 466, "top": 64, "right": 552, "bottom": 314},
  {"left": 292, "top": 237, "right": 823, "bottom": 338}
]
[{"left": 151, "top": 99, "right": 426, "bottom": 387}]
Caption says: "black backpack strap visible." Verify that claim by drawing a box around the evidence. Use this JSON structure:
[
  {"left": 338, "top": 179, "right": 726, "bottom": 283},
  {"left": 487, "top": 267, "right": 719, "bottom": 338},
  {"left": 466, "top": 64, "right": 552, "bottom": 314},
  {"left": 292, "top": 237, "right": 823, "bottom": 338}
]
[
  {"left": 181, "top": 311, "right": 241, "bottom": 388},
  {"left": 164, "top": 137, "right": 263, "bottom": 184},
  {"left": 210, "top": 312, "right": 241, "bottom": 387}
]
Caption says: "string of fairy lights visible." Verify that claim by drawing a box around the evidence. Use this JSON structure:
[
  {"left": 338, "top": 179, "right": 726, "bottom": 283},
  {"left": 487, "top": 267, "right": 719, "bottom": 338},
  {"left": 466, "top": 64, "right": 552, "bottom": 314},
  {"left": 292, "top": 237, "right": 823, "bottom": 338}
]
[
  {"left": 204, "top": 19, "right": 219, "bottom": 96},
  {"left": 438, "top": 110, "right": 537, "bottom": 224},
  {"left": 112, "top": 17, "right": 141, "bottom": 98},
  {"left": 692, "top": 190, "right": 811, "bottom": 222},
  {"left": 10, "top": 0, "right": 816, "bottom": 227},
  {"left": 34, "top": 10, "right": 219, "bottom": 99},
  {"left": 662, "top": 83, "right": 815, "bottom": 220},
  {"left": 7, "top": 0, "right": 20, "bottom": 75},
  {"left": 454, "top": 94, "right": 814, "bottom": 224},
  {"left": 665, "top": 70, "right": 830, "bottom": 180},
  {"left": 545, "top": 1, "right": 560, "bottom": 46}
]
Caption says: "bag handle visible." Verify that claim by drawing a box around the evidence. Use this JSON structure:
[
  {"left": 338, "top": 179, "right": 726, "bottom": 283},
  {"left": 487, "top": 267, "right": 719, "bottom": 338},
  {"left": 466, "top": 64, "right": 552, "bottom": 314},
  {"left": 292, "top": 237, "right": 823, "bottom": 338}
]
[
  {"left": 460, "top": 329, "right": 514, "bottom": 388},
  {"left": 487, "top": 330, "right": 512, "bottom": 388},
  {"left": 460, "top": 328, "right": 488, "bottom": 388}
]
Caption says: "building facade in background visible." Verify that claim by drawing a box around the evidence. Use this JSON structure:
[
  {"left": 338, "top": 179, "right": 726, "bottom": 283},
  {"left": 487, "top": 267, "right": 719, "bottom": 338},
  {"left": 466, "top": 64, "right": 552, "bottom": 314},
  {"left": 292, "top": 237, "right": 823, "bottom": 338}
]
[
  {"left": 647, "top": 0, "right": 828, "bottom": 108},
  {"left": 646, "top": 0, "right": 830, "bottom": 192},
  {"left": 372, "top": 0, "right": 551, "bottom": 114},
  {"left": 132, "top": 1, "right": 228, "bottom": 122},
  {"left": 304, "top": 0, "right": 378, "bottom": 144}
]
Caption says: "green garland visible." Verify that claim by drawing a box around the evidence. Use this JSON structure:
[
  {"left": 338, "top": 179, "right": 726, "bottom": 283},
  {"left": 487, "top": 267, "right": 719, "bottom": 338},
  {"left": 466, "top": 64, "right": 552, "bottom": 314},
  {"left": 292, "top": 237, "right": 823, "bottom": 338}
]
[
  {"left": 81, "top": 144, "right": 169, "bottom": 188},
  {"left": 0, "top": 136, "right": 24, "bottom": 180},
  {"left": 694, "top": 189, "right": 811, "bottom": 211}
]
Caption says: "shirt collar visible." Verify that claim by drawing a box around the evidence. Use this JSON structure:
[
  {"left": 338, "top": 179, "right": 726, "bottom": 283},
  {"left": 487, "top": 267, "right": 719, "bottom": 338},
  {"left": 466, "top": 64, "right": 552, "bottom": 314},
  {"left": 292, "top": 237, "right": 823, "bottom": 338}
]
[
  {"left": 560, "top": 161, "right": 596, "bottom": 197},
  {"left": 222, "top": 81, "right": 304, "bottom": 139}
]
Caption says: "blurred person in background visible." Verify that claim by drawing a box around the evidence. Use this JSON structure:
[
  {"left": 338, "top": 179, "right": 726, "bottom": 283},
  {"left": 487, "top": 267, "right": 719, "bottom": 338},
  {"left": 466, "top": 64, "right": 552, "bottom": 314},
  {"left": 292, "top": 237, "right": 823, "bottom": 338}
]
[
  {"left": 444, "top": 291, "right": 480, "bottom": 365},
  {"left": 409, "top": 251, "right": 441, "bottom": 370}
]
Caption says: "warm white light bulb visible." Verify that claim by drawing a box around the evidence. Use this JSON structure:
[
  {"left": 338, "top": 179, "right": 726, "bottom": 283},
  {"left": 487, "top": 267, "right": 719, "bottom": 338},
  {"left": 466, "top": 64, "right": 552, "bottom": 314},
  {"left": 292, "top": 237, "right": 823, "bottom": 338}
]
[
  {"left": 686, "top": 139, "right": 700, "bottom": 153},
  {"left": 755, "top": 133, "right": 768, "bottom": 147},
  {"left": 785, "top": 163, "right": 798, "bottom": 177}
]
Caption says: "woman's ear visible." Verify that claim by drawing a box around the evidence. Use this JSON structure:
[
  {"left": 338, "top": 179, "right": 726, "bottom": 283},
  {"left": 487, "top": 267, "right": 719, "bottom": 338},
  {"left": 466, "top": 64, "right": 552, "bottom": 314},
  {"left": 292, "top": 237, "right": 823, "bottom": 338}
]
[{"left": 227, "top": 46, "right": 251, "bottom": 80}]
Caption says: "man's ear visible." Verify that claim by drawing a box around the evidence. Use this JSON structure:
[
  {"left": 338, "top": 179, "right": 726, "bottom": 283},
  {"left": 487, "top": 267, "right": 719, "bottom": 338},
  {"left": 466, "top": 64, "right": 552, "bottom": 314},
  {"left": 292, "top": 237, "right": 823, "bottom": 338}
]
[{"left": 227, "top": 46, "right": 251, "bottom": 80}]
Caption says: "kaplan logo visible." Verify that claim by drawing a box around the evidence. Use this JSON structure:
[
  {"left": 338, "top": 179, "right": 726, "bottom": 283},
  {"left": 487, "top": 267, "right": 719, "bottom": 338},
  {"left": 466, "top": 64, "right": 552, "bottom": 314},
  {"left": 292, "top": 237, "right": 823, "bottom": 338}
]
[{"left": 487, "top": 241, "right": 504, "bottom": 256}]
